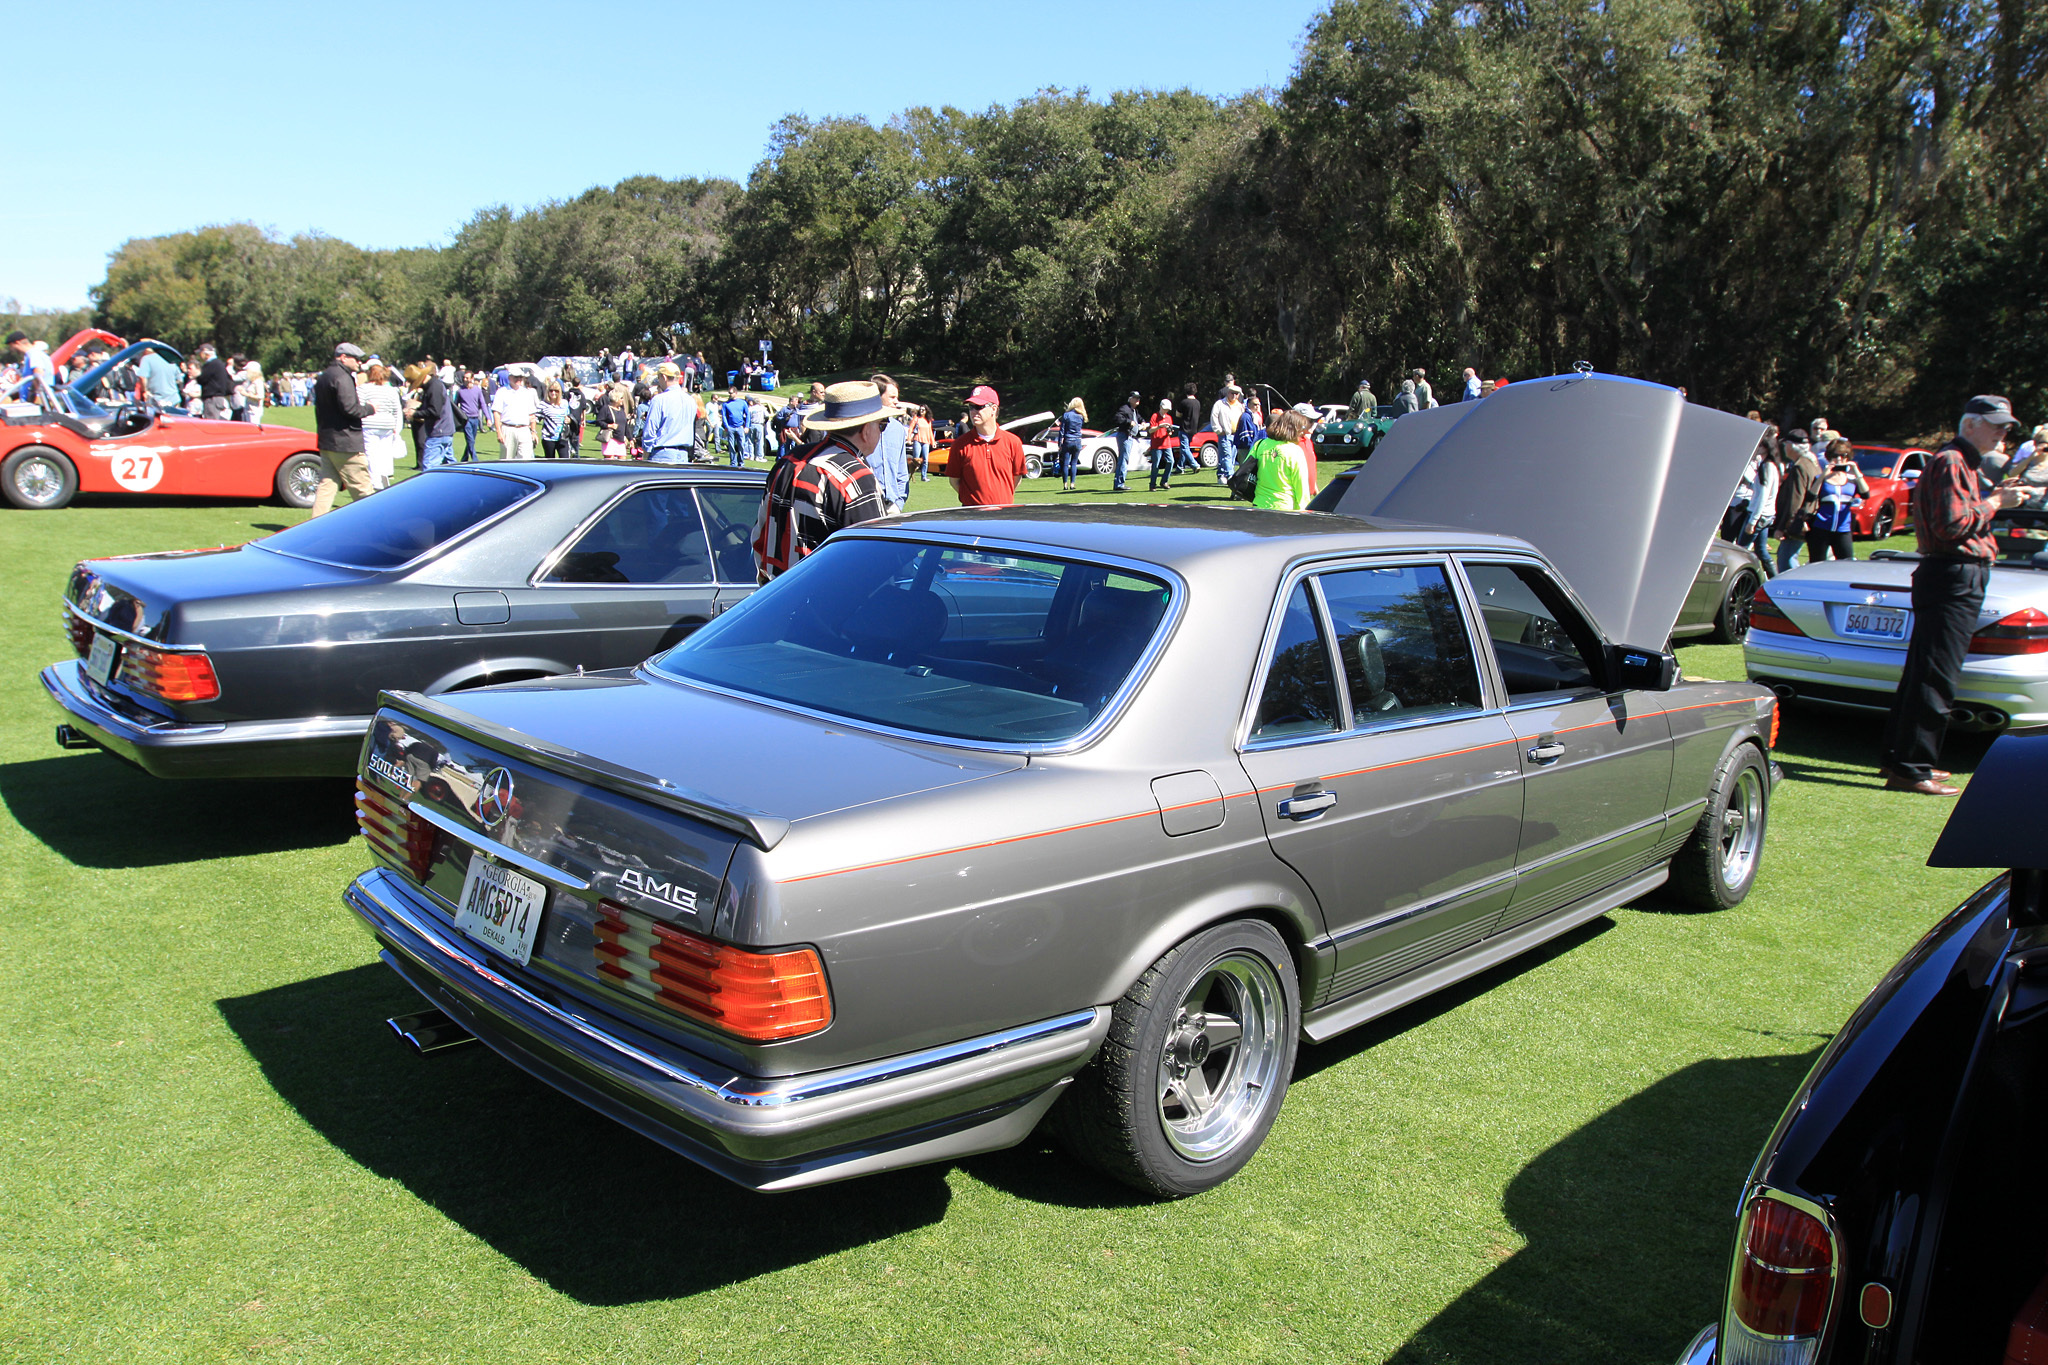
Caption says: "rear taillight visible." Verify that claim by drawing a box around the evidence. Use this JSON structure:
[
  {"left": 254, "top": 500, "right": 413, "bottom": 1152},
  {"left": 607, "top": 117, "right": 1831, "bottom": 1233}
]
[
  {"left": 118, "top": 641, "right": 220, "bottom": 702},
  {"left": 65, "top": 610, "right": 94, "bottom": 658},
  {"left": 1748, "top": 587, "right": 1807, "bottom": 637},
  {"left": 356, "top": 780, "right": 437, "bottom": 880},
  {"left": 594, "top": 898, "right": 831, "bottom": 1041},
  {"left": 1729, "top": 1194, "right": 1837, "bottom": 1345},
  {"left": 1970, "top": 606, "right": 2048, "bottom": 656}
]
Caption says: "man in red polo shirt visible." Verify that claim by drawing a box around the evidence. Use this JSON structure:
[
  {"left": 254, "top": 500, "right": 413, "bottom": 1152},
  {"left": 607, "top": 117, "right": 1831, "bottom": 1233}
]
[{"left": 948, "top": 384, "right": 1026, "bottom": 506}]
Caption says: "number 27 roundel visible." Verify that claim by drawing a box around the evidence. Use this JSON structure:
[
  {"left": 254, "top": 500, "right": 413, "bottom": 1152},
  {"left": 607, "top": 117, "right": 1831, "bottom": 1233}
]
[{"left": 91, "top": 444, "right": 169, "bottom": 492}]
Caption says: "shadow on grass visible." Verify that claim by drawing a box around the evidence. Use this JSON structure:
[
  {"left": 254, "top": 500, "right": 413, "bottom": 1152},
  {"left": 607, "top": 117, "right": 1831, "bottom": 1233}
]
[
  {"left": 0, "top": 753, "right": 357, "bottom": 867},
  {"left": 217, "top": 964, "right": 950, "bottom": 1304},
  {"left": 1388, "top": 1049, "right": 1817, "bottom": 1363},
  {"left": 1772, "top": 700, "right": 1997, "bottom": 779}
]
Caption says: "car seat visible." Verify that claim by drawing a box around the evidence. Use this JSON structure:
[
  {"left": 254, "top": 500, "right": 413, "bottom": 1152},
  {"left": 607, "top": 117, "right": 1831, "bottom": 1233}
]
[
  {"left": 1041, "top": 585, "right": 1162, "bottom": 708},
  {"left": 1349, "top": 628, "right": 1401, "bottom": 714},
  {"left": 841, "top": 587, "right": 947, "bottom": 665}
]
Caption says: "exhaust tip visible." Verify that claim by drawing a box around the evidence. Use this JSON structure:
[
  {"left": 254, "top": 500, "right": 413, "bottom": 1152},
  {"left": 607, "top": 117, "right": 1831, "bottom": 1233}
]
[
  {"left": 388, "top": 1009, "right": 477, "bottom": 1054},
  {"left": 54, "top": 724, "right": 98, "bottom": 751},
  {"left": 1769, "top": 684, "right": 1797, "bottom": 703},
  {"left": 1983, "top": 708, "right": 2011, "bottom": 730}
]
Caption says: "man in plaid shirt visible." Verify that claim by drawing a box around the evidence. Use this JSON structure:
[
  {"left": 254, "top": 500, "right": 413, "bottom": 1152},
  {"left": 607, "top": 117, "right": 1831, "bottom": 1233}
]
[
  {"left": 751, "top": 380, "right": 895, "bottom": 582},
  {"left": 1879, "top": 394, "right": 2027, "bottom": 794}
]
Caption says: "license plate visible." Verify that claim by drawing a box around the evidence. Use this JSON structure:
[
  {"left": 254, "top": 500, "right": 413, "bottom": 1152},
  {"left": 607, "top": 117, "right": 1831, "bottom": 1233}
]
[
  {"left": 1841, "top": 606, "right": 1909, "bottom": 640},
  {"left": 86, "top": 632, "right": 120, "bottom": 684},
  {"left": 453, "top": 858, "right": 547, "bottom": 965}
]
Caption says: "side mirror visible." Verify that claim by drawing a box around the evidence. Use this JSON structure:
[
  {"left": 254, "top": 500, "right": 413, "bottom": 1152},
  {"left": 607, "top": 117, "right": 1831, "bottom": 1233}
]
[{"left": 1608, "top": 644, "right": 1679, "bottom": 692}]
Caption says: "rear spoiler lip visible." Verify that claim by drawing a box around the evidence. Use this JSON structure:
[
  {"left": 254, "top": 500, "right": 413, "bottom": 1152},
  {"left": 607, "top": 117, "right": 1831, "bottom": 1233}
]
[{"left": 379, "top": 689, "right": 791, "bottom": 851}]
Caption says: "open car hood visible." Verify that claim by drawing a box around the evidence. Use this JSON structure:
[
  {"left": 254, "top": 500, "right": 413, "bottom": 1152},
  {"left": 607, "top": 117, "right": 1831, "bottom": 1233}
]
[
  {"left": 67, "top": 339, "right": 182, "bottom": 399},
  {"left": 1332, "top": 373, "right": 1762, "bottom": 647}
]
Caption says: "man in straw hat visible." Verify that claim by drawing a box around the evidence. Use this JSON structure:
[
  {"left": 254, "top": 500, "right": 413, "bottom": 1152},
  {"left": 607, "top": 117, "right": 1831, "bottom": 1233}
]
[{"left": 750, "top": 379, "right": 896, "bottom": 582}]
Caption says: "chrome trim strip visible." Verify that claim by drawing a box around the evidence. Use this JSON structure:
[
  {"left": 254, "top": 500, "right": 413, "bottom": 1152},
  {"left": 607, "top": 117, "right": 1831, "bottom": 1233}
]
[
  {"left": 350, "top": 870, "right": 1101, "bottom": 1109},
  {"left": 641, "top": 534, "right": 1190, "bottom": 757},
  {"left": 59, "top": 598, "right": 208, "bottom": 652},
  {"left": 405, "top": 801, "right": 593, "bottom": 892},
  {"left": 253, "top": 467, "right": 546, "bottom": 574},
  {"left": 1326, "top": 866, "right": 1520, "bottom": 946},
  {"left": 1241, "top": 704, "right": 1507, "bottom": 753}
]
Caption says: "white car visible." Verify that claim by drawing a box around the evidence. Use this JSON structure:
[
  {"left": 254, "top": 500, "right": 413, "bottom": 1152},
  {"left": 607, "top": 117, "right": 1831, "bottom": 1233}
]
[{"left": 1743, "top": 522, "right": 2048, "bottom": 732}]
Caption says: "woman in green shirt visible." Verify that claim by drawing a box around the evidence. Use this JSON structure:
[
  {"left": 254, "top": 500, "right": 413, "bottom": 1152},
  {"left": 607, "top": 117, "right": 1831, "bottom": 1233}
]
[{"left": 1251, "top": 408, "right": 1315, "bottom": 510}]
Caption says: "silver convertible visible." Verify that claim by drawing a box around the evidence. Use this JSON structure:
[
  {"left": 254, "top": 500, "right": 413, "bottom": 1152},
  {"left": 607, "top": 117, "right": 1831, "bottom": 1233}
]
[{"left": 342, "top": 374, "right": 1778, "bottom": 1196}]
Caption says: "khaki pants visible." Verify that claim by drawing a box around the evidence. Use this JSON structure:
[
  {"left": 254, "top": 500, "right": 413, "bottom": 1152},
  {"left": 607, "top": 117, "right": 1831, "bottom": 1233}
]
[
  {"left": 499, "top": 425, "right": 535, "bottom": 460},
  {"left": 310, "top": 450, "right": 375, "bottom": 516}
]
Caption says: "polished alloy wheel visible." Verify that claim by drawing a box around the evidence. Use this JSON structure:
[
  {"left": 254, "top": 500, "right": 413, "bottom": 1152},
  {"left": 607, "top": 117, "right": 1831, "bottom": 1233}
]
[
  {"left": 1156, "top": 950, "right": 1287, "bottom": 1161},
  {"left": 1718, "top": 765, "right": 1766, "bottom": 892},
  {"left": 1727, "top": 574, "right": 1756, "bottom": 641},
  {"left": 1874, "top": 504, "right": 1895, "bottom": 539},
  {"left": 288, "top": 460, "right": 321, "bottom": 504},
  {"left": 16, "top": 456, "right": 64, "bottom": 504}
]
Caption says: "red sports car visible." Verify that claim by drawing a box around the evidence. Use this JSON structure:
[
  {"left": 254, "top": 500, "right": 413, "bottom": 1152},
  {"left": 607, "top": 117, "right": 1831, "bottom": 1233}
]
[
  {"left": 2, "top": 343, "right": 322, "bottom": 511},
  {"left": 1850, "top": 444, "right": 1930, "bottom": 539}
]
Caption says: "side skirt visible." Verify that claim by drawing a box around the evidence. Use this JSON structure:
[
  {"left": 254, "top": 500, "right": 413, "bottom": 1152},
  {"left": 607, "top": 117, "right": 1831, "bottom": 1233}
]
[{"left": 1299, "top": 864, "right": 1668, "bottom": 1044}]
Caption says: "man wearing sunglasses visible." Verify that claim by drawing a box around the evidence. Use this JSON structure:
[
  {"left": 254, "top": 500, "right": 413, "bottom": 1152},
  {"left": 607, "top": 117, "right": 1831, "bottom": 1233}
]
[{"left": 947, "top": 384, "right": 1026, "bottom": 507}]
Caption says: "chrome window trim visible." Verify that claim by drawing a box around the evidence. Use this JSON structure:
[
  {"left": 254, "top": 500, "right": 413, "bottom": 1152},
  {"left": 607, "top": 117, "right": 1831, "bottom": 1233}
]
[
  {"left": 60, "top": 598, "right": 208, "bottom": 652},
  {"left": 526, "top": 478, "right": 740, "bottom": 589},
  {"left": 252, "top": 466, "right": 546, "bottom": 574},
  {"left": 640, "top": 533, "right": 1189, "bottom": 757},
  {"left": 1239, "top": 552, "right": 1490, "bottom": 752}
]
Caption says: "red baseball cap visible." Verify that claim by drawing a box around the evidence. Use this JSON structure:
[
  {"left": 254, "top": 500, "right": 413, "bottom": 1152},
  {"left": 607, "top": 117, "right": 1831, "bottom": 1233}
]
[{"left": 965, "top": 384, "right": 999, "bottom": 408}]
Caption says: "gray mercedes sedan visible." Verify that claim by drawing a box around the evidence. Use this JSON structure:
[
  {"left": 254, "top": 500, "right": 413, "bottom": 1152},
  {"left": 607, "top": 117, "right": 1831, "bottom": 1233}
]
[
  {"left": 341, "top": 374, "right": 1778, "bottom": 1197},
  {"left": 42, "top": 462, "right": 766, "bottom": 778}
]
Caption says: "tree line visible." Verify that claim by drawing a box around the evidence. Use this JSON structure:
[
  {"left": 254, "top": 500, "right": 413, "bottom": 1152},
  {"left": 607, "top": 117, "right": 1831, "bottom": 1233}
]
[{"left": 75, "top": 0, "right": 2047, "bottom": 434}]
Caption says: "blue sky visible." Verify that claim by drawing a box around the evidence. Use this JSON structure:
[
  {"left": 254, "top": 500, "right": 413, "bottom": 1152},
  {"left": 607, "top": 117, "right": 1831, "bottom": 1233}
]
[{"left": 2, "top": 0, "right": 1327, "bottom": 310}]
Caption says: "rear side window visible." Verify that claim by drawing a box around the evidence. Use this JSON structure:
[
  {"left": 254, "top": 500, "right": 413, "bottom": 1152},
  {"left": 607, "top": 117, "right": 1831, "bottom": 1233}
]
[
  {"left": 543, "top": 486, "right": 712, "bottom": 584},
  {"left": 1461, "top": 562, "right": 1602, "bottom": 700},
  {"left": 1251, "top": 581, "right": 1341, "bottom": 741},
  {"left": 260, "top": 470, "right": 534, "bottom": 570},
  {"left": 1316, "top": 564, "right": 1482, "bottom": 724},
  {"left": 696, "top": 486, "right": 764, "bottom": 584}
]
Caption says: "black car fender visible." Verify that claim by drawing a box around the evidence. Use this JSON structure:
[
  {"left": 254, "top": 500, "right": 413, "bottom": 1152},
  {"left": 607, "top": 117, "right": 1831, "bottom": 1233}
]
[{"left": 422, "top": 655, "right": 576, "bottom": 695}]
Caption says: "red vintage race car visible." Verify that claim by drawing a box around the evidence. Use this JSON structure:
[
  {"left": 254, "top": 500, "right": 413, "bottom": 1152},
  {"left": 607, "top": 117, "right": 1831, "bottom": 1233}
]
[{"left": 2, "top": 343, "right": 322, "bottom": 511}]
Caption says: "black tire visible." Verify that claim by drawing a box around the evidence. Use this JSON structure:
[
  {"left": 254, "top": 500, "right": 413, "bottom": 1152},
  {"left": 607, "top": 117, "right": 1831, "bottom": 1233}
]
[
  {"left": 2, "top": 445, "right": 78, "bottom": 509},
  {"left": 1669, "top": 744, "right": 1769, "bottom": 910},
  {"left": 274, "top": 453, "right": 322, "bottom": 509},
  {"left": 1710, "top": 571, "right": 1757, "bottom": 644},
  {"left": 1051, "top": 919, "right": 1299, "bottom": 1197},
  {"left": 1872, "top": 502, "right": 1895, "bottom": 540}
]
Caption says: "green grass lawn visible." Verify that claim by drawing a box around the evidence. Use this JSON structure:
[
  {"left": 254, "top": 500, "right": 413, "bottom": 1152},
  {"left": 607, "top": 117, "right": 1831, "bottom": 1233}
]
[{"left": 0, "top": 434, "right": 1994, "bottom": 1363}]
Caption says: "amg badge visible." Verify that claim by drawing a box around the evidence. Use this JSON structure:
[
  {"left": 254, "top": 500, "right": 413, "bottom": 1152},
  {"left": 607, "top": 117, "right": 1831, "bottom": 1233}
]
[{"left": 618, "top": 868, "right": 698, "bottom": 913}]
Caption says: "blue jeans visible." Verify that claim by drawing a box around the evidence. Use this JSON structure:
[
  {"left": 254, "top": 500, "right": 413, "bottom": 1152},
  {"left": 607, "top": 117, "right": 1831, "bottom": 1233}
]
[
  {"left": 646, "top": 446, "right": 691, "bottom": 465},
  {"left": 1150, "top": 447, "right": 1174, "bottom": 490},
  {"left": 1742, "top": 519, "right": 1776, "bottom": 578},
  {"left": 421, "top": 435, "right": 455, "bottom": 469},
  {"left": 913, "top": 441, "right": 929, "bottom": 480},
  {"left": 1775, "top": 530, "right": 1803, "bottom": 573},
  {"left": 1214, "top": 436, "right": 1236, "bottom": 482},
  {"left": 725, "top": 427, "right": 747, "bottom": 468},
  {"left": 1059, "top": 445, "right": 1079, "bottom": 483},
  {"left": 1114, "top": 432, "right": 1131, "bottom": 490},
  {"left": 460, "top": 416, "right": 481, "bottom": 460}
]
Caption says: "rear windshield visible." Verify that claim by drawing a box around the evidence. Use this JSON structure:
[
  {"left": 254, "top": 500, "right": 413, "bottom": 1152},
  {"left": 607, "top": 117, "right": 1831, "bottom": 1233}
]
[
  {"left": 257, "top": 470, "right": 536, "bottom": 570},
  {"left": 654, "top": 538, "right": 1173, "bottom": 744}
]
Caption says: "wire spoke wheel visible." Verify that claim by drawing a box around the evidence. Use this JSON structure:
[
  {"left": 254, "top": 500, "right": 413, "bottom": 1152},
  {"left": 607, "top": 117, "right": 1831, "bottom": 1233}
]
[
  {"left": 16, "top": 456, "right": 64, "bottom": 502},
  {"left": 1155, "top": 950, "right": 1287, "bottom": 1161}
]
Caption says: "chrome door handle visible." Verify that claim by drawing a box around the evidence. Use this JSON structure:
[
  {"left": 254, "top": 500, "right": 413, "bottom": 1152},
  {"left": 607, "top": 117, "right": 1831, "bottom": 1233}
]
[
  {"left": 1277, "top": 791, "right": 1336, "bottom": 820},
  {"left": 1527, "top": 743, "right": 1566, "bottom": 765}
]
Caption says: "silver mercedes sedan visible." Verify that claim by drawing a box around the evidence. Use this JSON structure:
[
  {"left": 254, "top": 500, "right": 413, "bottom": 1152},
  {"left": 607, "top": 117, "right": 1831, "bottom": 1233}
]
[{"left": 339, "top": 374, "right": 1778, "bottom": 1196}]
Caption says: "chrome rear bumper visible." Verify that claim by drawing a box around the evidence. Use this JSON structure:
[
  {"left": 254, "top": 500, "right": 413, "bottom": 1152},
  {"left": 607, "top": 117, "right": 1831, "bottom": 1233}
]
[
  {"left": 343, "top": 865, "right": 1109, "bottom": 1191},
  {"left": 40, "top": 659, "right": 368, "bottom": 778}
]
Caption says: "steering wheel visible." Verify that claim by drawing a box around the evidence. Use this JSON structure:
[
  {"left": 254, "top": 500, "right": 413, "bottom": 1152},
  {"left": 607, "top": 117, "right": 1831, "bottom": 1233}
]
[{"left": 107, "top": 404, "right": 155, "bottom": 438}]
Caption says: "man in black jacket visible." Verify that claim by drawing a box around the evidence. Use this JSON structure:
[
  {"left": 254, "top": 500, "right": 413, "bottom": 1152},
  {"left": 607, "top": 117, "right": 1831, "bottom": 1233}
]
[
  {"left": 196, "top": 344, "right": 236, "bottom": 420},
  {"left": 1176, "top": 383, "right": 1203, "bottom": 476},
  {"left": 1112, "top": 390, "right": 1140, "bottom": 492},
  {"left": 310, "top": 342, "right": 377, "bottom": 516},
  {"left": 416, "top": 364, "right": 456, "bottom": 468}
]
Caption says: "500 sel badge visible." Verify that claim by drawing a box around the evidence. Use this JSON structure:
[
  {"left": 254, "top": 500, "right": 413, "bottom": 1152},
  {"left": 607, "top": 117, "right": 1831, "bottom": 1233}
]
[{"left": 617, "top": 868, "right": 698, "bottom": 913}]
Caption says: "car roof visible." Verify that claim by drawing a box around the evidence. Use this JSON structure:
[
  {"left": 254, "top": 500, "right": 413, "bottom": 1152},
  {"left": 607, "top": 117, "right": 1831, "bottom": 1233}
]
[
  {"left": 428, "top": 460, "right": 765, "bottom": 487},
  {"left": 856, "top": 503, "right": 1539, "bottom": 577}
]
